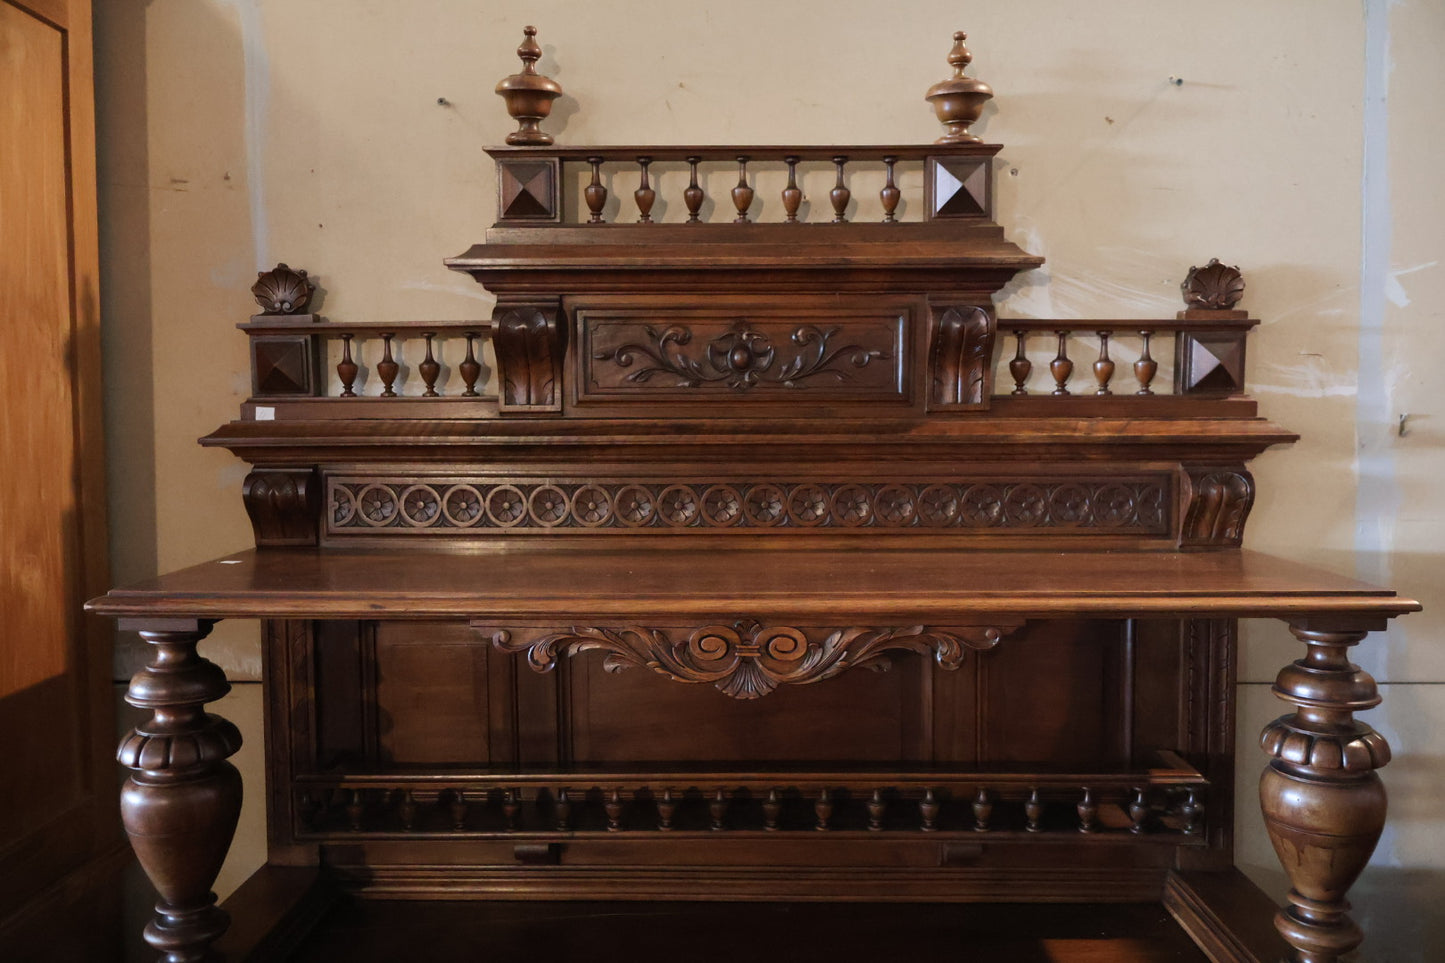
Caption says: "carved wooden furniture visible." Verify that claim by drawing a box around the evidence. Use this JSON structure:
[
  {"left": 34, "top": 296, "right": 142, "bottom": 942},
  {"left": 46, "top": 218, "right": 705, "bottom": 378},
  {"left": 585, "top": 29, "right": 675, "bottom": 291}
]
[{"left": 90, "top": 29, "right": 1419, "bottom": 963}]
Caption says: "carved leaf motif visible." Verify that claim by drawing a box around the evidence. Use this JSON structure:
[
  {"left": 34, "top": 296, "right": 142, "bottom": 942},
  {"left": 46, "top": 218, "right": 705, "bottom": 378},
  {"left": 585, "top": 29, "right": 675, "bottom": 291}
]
[{"left": 492, "top": 621, "right": 1010, "bottom": 699}]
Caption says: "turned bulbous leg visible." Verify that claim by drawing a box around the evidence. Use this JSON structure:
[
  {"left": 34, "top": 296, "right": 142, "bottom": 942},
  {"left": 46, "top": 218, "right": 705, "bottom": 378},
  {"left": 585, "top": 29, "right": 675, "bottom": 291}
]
[
  {"left": 1260, "top": 621, "right": 1391, "bottom": 963},
  {"left": 117, "top": 619, "right": 243, "bottom": 963}
]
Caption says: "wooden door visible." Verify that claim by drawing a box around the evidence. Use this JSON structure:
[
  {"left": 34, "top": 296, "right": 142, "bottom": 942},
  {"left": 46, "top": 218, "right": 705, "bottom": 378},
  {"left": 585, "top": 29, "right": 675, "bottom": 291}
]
[{"left": 0, "top": 0, "right": 124, "bottom": 957}]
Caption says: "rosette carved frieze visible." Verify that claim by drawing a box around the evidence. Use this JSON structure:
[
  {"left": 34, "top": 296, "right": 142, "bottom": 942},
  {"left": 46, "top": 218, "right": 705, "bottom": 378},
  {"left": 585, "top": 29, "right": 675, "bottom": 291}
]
[{"left": 486, "top": 620, "right": 1021, "bottom": 699}]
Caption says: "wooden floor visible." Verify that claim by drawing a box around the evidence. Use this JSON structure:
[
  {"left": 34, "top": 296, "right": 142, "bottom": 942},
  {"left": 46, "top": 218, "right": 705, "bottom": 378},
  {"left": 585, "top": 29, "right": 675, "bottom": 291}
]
[{"left": 287, "top": 899, "right": 1210, "bottom": 962}]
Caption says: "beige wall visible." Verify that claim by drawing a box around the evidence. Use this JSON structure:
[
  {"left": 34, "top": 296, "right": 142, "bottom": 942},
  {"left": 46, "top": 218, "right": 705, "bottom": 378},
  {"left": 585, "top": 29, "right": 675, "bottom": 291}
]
[{"left": 95, "top": 0, "right": 1444, "bottom": 951}]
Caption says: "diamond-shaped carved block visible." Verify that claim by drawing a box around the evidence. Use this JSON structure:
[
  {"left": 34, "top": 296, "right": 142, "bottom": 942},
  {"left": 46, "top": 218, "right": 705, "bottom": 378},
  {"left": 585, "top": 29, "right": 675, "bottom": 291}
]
[
  {"left": 1175, "top": 332, "right": 1247, "bottom": 395},
  {"left": 497, "top": 158, "right": 560, "bottom": 221},
  {"left": 926, "top": 156, "right": 990, "bottom": 219},
  {"left": 252, "top": 335, "right": 317, "bottom": 396}
]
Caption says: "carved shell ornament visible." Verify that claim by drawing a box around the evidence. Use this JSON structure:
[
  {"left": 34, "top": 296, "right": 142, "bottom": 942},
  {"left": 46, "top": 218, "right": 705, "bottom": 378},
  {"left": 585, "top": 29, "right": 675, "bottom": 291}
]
[
  {"left": 1181, "top": 258, "right": 1244, "bottom": 310},
  {"left": 251, "top": 262, "right": 315, "bottom": 314}
]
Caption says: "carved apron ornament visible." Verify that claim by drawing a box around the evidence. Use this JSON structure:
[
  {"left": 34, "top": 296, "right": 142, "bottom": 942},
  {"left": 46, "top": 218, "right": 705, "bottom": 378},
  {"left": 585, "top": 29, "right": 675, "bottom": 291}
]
[{"left": 489, "top": 620, "right": 1013, "bottom": 699}]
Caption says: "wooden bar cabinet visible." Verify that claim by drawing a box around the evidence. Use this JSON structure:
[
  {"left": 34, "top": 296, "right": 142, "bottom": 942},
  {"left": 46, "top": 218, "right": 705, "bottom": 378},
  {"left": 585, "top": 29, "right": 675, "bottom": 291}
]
[{"left": 90, "top": 29, "right": 1419, "bottom": 963}]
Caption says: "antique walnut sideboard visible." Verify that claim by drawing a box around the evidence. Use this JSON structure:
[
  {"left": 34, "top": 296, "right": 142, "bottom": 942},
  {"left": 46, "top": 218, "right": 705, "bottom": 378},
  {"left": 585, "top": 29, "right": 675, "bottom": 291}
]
[{"left": 91, "top": 30, "right": 1419, "bottom": 963}]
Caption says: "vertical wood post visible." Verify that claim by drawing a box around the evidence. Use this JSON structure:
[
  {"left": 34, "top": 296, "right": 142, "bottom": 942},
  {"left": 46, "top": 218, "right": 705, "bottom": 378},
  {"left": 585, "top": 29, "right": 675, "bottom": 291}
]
[
  {"left": 1261, "top": 620, "right": 1391, "bottom": 963},
  {"left": 118, "top": 619, "right": 242, "bottom": 963}
]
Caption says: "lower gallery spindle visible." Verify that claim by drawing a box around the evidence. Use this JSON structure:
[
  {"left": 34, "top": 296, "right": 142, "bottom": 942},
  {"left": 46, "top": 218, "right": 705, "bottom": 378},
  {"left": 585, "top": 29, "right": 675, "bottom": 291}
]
[
  {"left": 763, "top": 788, "right": 781, "bottom": 831},
  {"left": 710, "top": 789, "right": 728, "bottom": 831},
  {"left": 868, "top": 789, "right": 886, "bottom": 831},
  {"left": 606, "top": 789, "right": 624, "bottom": 831},
  {"left": 1077, "top": 787, "right": 1098, "bottom": 833},
  {"left": 814, "top": 788, "right": 834, "bottom": 831},
  {"left": 920, "top": 788, "right": 940, "bottom": 832},
  {"left": 1025, "top": 787, "right": 1044, "bottom": 832},
  {"left": 658, "top": 788, "right": 677, "bottom": 830}
]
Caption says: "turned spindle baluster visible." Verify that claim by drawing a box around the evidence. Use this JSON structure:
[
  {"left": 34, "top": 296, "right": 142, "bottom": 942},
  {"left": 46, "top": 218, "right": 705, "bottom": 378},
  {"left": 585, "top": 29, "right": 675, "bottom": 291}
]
[
  {"left": 398, "top": 790, "right": 416, "bottom": 831},
  {"left": 1128, "top": 788, "right": 1149, "bottom": 834},
  {"left": 449, "top": 789, "right": 468, "bottom": 830},
  {"left": 814, "top": 788, "right": 833, "bottom": 831},
  {"left": 118, "top": 620, "right": 243, "bottom": 963},
  {"left": 880, "top": 156, "right": 900, "bottom": 222},
  {"left": 297, "top": 791, "right": 320, "bottom": 832},
  {"left": 868, "top": 789, "right": 886, "bottom": 831},
  {"left": 781, "top": 156, "right": 802, "bottom": 223},
  {"left": 1025, "top": 787, "right": 1044, "bottom": 833},
  {"left": 1093, "top": 331, "right": 1115, "bottom": 395},
  {"left": 346, "top": 790, "right": 365, "bottom": 831},
  {"left": 419, "top": 333, "right": 441, "bottom": 397},
  {"left": 606, "top": 789, "right": 624, "bottom": 832},
  {"left": 1077, "top": 787, "right": 1098, "bottom": 833},
  {"left": 972, "top": 788, "right": 992, "bottom": 832},
  {"left": 731, "top": 156, "right": 753, "bottom": 223},
  {"left": 554, "top": 788, "right": 571, "bottom": 831},
  {"left": 829, "top": 156, "right": 851, "bottom": 223},
  {"left": 920, "top": 788, "right": 940, "bottom": 832},
  {"left": 1135, "top": 331, "right": 1157, "bottom": 395},
  {"left": 377, "top": 333, "right": 399, "bottom": 397},
  {"left": 585, "top": 156, "right": 608, "bottom": 223},
  {"left": 337, "top": 333, "right": 359, "bottom": 397},
  {"left": 1050, "top": 331, "right": 1073, "bottom": 396},
  {"left": 502, "top": 789, "right": 519, "bottom": 831},
  {"left": 763, "top": 789, "right": 781, "bottom": 831},
  {"left": 684, "top": 156, "right": 704, "bottom": 222},
  {"left": 1180, "top": 786, "right": 1203, "bottom": 835},
  {"left": 1261, "top": 622, "right": 1392, "bottom": 963},
  {"left": 634, "top": 157, "right": 655, "bottom": 223},
  {"left": 459, "top": 334, "right": 482, "bottom": 397},
  {"left": 657, "top": 788, "right": 677, "bottom": 831},
  {"left": 710, "top": 789, "right": 728, "bottom": 831},
  {"left": 1010, "top": 331, "right": 1031, "bottom": 394}
]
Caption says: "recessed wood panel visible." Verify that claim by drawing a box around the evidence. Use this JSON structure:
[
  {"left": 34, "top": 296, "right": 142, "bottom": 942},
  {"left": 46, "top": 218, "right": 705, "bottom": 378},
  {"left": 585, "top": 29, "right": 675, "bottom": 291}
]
[{"left": 374, "top": 622, "right": 492, "bottom": 766}]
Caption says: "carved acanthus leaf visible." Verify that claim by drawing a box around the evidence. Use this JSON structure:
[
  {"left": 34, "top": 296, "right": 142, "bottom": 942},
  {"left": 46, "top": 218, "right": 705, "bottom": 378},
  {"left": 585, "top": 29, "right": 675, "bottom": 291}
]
[{"left": 491, "top": 621, "right": 1011, "bottom": 699}]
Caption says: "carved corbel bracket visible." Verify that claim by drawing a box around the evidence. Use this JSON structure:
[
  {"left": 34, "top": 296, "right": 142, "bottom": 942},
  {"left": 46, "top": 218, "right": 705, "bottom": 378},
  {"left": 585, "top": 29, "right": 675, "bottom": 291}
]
[
  {"left": 1180, "top": 466, "right": 1254, "bottom": 547},
  {"left": 928, "top": 303, "right": 995, "bottom": 409},
  {"left": 492, "top": 300, "right": 564, "bottom": 412},
  {"left": 243, "top": 468, "right": 321, "bottom": 546},
  {"left": 483, "top": 619, "right": 1022, "bottom": 699}
]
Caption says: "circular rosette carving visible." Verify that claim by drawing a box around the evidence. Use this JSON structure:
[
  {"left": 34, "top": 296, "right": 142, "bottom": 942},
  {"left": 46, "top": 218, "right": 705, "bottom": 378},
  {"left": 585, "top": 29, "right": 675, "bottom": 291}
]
[
  {"left": 918, "top": 484, "right": 960, "bottom": 527},
  {"left": 330, "top": 485, "right": 357, "bottom": 527},
  {"left": 614, "top": 485, "right": 656, "bottom": 527},
  {"left": 874, "top": 485, "right": 916, "bottom": 527},
  {"left": 658, "top": 485, "right": 701, "bottom": 526},
  {"left": 701, "top": 485, "right": 744, "bottom": 527},
  {"left": 787, "top": 484, "right": 831, "bottom": 526},
  {"left": 959, "top": 485, "right": 1004, "bottom": 527},
  {"left": 571, "top": 484, "right": 613, "bottom": 527},
  {"left": 1047, "top": 483, "right": 1091, "bottom": 527},
  {"left": 831, "top": 485, "right": 873, "bottom": 527},
  {"left": 1003, "top": 484, "right": 1047, "bottom": 526},
  {"left": 357, "top": 484, "right": 399, "bottom": 527},
  {"left": 1093, "top": 483, "right": 1137, "bottom": 527},
  {"left": 485, "top": 485, "right": 527, "bottom": 527},
  {"left": 743, "top": 483, "right": 786, "bottom": 526},
  {"left": 442, "top": 485, "right": 484, "bottom": 527},
  {"left": 528, "top": 485, "right": 570, "bottom": 527},
  {"left": 399, "top": 484, "right": 442, "bottom": 527},
  {"left": 251, "top": 262, "right": 314, "bottom": 314}
]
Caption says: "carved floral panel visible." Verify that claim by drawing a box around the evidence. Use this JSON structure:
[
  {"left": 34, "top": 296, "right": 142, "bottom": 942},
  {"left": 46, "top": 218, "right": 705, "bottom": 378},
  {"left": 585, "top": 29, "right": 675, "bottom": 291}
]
[
  {"left": 325, "top": 475, "right": 1170, "bottom": 536},
  {"left": 578, "top": 308, "right": 906, "bottom": 402}
]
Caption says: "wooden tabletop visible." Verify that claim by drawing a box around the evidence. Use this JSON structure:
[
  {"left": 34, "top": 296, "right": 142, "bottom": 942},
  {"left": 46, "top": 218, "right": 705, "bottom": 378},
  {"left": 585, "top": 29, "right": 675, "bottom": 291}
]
[{"left": 86, "top": 547, "right": 1420, "bottom": 622}]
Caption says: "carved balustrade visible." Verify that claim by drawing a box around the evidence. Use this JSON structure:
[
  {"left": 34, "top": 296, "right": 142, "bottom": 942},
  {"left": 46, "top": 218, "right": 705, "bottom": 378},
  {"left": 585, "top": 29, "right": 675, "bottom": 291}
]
[{"left": 490, "top": 145, "right": 994, "bottom": 227}]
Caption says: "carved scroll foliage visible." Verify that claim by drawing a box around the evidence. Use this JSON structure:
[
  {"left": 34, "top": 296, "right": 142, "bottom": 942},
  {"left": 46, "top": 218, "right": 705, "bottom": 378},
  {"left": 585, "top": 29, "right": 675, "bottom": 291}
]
[
  {"left": 491, "top": 620, "right": 1012, "bottom": 699},
  {"left": 596, "top": 321, "right": 888, "bottom": 391},
  {"left": 929, "top": 304, "right": 993, "bottom": 408}
]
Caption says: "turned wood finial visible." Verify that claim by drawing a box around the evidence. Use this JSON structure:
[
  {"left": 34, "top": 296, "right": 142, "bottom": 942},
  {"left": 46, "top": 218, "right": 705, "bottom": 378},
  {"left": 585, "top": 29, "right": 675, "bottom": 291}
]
[
  {"left": 496, "top": 25, "right": 563, "bottom": 146},
  {"left": 925, "top": 30, "right": 994, "bottom": 144}
]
